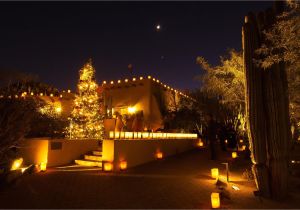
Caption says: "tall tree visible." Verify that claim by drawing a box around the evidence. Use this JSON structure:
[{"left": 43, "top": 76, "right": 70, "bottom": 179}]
[
  {"left": 69, "top": 59, "right": 104, "bottom": 139},
  {"left": 196, "top": 49, "right": 246, "bottom": 133}
]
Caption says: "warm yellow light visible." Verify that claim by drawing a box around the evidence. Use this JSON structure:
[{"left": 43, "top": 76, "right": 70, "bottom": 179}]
[
  {"left": 67, "top": 89, "right": 71, "bottom": 93},
  {"left": 103, "top": 81, "right": 107, "bottom": 84},
  {"left": 225, "top": 139, "right": 228, "bottom": 144},
  {"left": 31, "top": 92, "right": 34, "bottom": 96},
  {"left": 55, "top": 106, "right": 62, "bottom": 113},
  {"left": 139, "top": 76, "right": 143, "bottom": 80},
  {"left": 132, "top": 78, "right": 136, "bottom": 81},
  {"left": 239, "top": 139, "right": 243, "bottom": 143},
  {"left": 197, "top": 141, "right": 204, "bottom": 147},
  {"left": 11, "top": 158, "right": 23, "bottom": 171},
  {"left": 40, "top": 93, "right": 43, "bottom": 96},
  {"left": 232, "top": 152, "right": 238, "bottom": 159},
  {"left": 104, "top": 162, "right": 113, "bottom": 172},
  {"left": 120, "top": 161, "right": 127, "bottom": 170},
  {"left": 110, "top": 81, "right": 114, "bottom": 84},
  {"left": 109, "top": 131, "right": 114, "bottom": 139},
  {"left": 211, "top": 168, "right": 219, "bottom": 179},
  {"left": 156, "top": 152, "right": 163, "bottom": 159},
  {"left": 148, "top": 75, "right": 151, "bottom": 79},
  {"left": 211, "top": 192, "right": 220, "bottom": 208},
  {"left": 128, "top": 106, "right": 136, "bottom": 114},
  {"left": 118, "top": 80, "right": 121, "bottom": 83},
  {"left": 40, "top": 162, "right": 47, "bottom": 172},
  {"left": 50, "top": 93, "right": 53, "bottom": 97},
  {"left": 125, "top": 79, "right": 128, "bottom": 82},
  {"left": 21, "top": 167, "right": 27, "bottom": 173},
  {"left": 115, "top": 131, "right": 120, "bottom": 139},
  {"left": 242, "top": 145, "right": 246, "bottom": 151},
  {"left": 156, "top": 79, "right": 159, "bottom": 83},
  {"left": 60, "top": 94, "right": 63, "bottom": 98}
]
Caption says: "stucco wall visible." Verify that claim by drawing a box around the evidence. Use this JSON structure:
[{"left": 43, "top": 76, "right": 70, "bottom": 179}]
[
  {"left": 47, "top": 139, "right": 100, "bottom": 167},
  {"left": 19, "top": 138, "right": 101, "bottom": 167},
  {"left": 19, "top": 138, "right": 49, "bottom": 166},
  {"left": 102, "top": 138, "right": 198, "bottom": 170}
]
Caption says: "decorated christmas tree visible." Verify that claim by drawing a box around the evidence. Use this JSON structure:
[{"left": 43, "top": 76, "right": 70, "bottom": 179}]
[{"left": 69, "top": 59, "right": 104, "bottom": 139}]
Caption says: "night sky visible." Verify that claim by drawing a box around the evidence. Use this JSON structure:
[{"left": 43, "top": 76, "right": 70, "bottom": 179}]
[{"left": 0, "top": 1, "right": 272, "bottom": 91}]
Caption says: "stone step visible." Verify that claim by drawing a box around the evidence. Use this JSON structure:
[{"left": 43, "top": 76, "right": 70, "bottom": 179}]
[
  {"left": 92, "top": 151, "right": 102, "bottom": 156},
  {"left": 75, "top": 160, "right": 102, "bottom": 167},
  {"left": 55, "top": 164, "right": 102, "bottom": 171},
  {"left": 84, "top": 155, "right": 102, "bottom": 161}
]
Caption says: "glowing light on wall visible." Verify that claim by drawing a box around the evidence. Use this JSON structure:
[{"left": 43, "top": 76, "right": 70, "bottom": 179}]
[
  {"left": 118, "top": 80, "right": 121, "bottom": 83},
  {"left": 232, "top": 152, "right": 238, "bottom": 159},
  {"left": 67, "top": 89, "right": 71, "bottom": 93},
  {"left": 128, "top": 106, "right": 136, "bottom": 114},
  {"left": 11, "top": 158, "right": 23, "bottom": 171},
  {"left": 139, "top": 77, "right": 143, "bottom": 80},
  {"left": 110, "top": 81, "right": 114, "bottom": 84}
]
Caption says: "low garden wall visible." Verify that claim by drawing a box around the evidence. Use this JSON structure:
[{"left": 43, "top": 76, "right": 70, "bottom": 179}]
[
  {"left": 19, "top": 138, "right": 100, "bottom": 167},
  {"left": 102, "top": 138, "right": 198, "bottom": 170}
]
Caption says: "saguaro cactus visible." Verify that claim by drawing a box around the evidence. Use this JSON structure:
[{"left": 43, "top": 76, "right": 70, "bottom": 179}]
[
  {"left": 242, "top": 13, "right": 270, "bottom": 197},
  {"left": 243, "top": 2, "right": 291, "bottom": 200}
]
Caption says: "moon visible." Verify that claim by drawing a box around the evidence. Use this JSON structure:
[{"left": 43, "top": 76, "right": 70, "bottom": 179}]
[{"left": 156, "top": 24, "right": 161, "bottom": 31}]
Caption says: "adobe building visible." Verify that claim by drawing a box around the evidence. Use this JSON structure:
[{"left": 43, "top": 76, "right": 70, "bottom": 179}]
[
  {"left": 101, "top": 75, "right": 192, "bottom": 133},
  {"left": 18, "top": 75, "right": 192, "bottom": 136},
  {"left": 13, "top": 76, "right": 198, "bottom": 171}
]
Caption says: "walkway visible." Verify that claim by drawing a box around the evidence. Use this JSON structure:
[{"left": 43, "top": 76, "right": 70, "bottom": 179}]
[{"left": 0, "top": 147, "right": 300, "bottom": 208}]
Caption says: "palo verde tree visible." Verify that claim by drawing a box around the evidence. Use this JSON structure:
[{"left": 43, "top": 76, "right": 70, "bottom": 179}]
[{"left": 196, "top": 49, "right": 246, "bottom": 133}]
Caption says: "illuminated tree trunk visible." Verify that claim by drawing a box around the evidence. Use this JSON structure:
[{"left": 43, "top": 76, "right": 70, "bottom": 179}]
[{"left": 243, "top": 2, "right": 291, "bottom": 200}]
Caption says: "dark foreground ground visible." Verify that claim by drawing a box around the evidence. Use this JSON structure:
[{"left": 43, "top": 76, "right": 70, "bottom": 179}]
[{"left": 0, "top": 146, "right": 300, "bottom": 209}]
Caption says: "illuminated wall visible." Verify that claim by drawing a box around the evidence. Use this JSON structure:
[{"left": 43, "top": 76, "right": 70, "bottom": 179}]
[{"left": 102, "top": 76, "right": 189, "bottom": 131}]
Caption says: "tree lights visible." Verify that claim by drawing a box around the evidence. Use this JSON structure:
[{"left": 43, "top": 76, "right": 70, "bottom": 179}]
[{"left": 68, "top": 59, "right": 104, "bottom": 139}]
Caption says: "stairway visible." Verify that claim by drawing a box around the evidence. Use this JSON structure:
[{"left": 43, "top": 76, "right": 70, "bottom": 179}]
[{"left": 74, "top": 150, "right": 103, "bottom": 168}]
